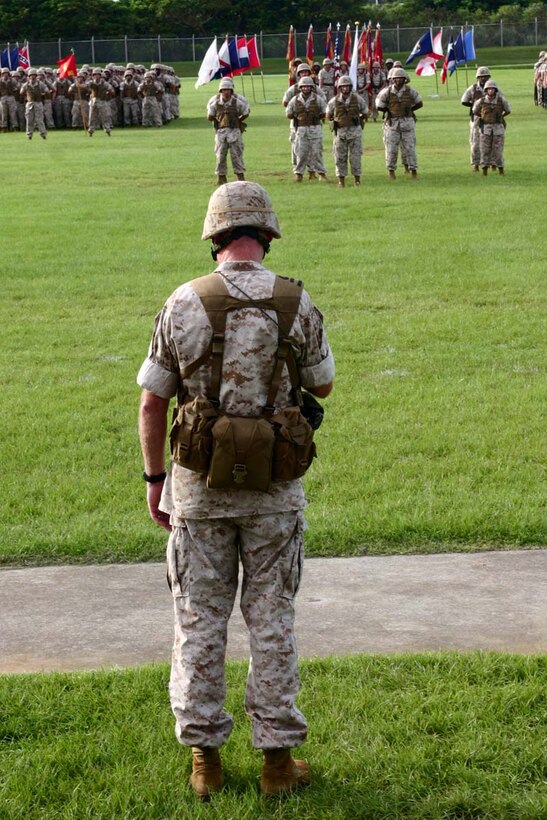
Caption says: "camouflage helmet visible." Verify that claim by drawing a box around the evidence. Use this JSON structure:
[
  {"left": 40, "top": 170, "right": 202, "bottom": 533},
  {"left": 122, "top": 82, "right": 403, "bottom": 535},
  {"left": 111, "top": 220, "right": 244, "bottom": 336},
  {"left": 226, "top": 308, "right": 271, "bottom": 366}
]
[
  {"left": 1, "top": 67, "right": 9, "bottom": 74},
  {"left": 484, "top": 79, "right": 498, "bottom": 91},
  {"left": 202, "top": 181, "right": 281, "bottom": 241},
  {"left": 357, "top": 63, "right": 367, "bottom": 70},
  {"left": 385, "top": 57, "right": 394, "bottom": 66},
  {"left": 476, "top": 66, "right": 491, "bottom": 78},
  {"left": 298, "top": 76, "right": 315, "bottom": 89},
  {"left": 372, "top": 60, "right": 381, "bottom": 68},
  {"left": 124, "top": 70, "right": 133, "bottom": 77},
  {"left": 28, "top": 68, "right": 38, "bottom": 76},
  {"left": 296, "top": 62, "right": 311, "bottom": 74},
  {"left": 322, "top": 58, "right": 333, "bottom": 66},
  {"left": 219, "top": 77, "right": 234, "bottom": 91},
  {"left": 393, "top": 60, "right": 403, "bottom": 68},
  {"left": 391, "top": 67, "right": 409, "bottom": 82},
  {"left": 92, "top": 68, "right": 102, "bottom": 76},
  {"left": 337, "top": 75, "right": 352, "bottom": 88}
]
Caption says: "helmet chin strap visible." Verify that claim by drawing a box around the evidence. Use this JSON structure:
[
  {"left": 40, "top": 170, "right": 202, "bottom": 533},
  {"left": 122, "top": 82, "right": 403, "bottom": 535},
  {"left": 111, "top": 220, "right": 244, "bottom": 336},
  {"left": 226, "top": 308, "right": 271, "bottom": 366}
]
[{"left": 211, "top": 227, "right": 271, "bottom": 261}]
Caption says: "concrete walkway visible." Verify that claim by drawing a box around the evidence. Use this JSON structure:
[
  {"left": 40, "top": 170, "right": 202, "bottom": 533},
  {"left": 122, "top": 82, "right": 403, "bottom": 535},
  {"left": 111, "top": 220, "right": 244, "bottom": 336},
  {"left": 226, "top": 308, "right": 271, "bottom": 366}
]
[{"left": 1, "top": 550, "right": 545, "bottom": 674}]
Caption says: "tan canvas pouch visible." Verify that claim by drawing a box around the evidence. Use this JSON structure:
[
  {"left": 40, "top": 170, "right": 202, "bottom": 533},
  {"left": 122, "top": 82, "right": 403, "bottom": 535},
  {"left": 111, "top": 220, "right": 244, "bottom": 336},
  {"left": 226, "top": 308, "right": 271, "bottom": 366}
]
[
  {"left": 170, "top": 396, "right": 218, "bottom": 474},
  {"left": 207, "top": 415, "right": 275, "bottom": 492},
  {"left": 270, "top": 407, "right": 316, "bottom": 482}
]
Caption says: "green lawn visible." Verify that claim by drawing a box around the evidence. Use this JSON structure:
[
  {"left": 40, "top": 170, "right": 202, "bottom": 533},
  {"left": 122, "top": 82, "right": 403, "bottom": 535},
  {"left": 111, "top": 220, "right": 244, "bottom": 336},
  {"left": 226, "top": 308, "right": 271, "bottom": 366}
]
[
  {"left": 0, "top": 67, "right": 545, "bottom": 565},
  {"left": 1, "top": 654, "right": 545, "bottom": 818}
]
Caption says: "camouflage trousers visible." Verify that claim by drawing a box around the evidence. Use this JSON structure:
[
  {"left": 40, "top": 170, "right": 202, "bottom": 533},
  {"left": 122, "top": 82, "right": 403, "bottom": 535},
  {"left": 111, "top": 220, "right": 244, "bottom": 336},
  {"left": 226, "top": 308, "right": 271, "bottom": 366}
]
[
  {"left": 294, "top": 125, "right": 325, "bottom": 175},
  {"left": 383, "top": 120, "right": 417, "bottom": 171},
  {"left": 43, "top": 98, "right": 55, "bottom": 129},
  {"left": 123, "top": 97, "right": 140, "bottom": 126},
  {"left": 71, "top": 99, "right": 89, "bottom": 129},
  {"left": 0, "top": 95, "right": 19, "bottom": 130},
  {"left": 167, "top": 511, "right": 308, "bottom": 750},
  {"left": 214, "top": 127, "right": 245, "bottom": 175},
  {"left": 332, "top": 125, "right": 363, "bottom": 177},
  {"left": 25, "top": 102, "right": 46, "bottom": 137},
  {"left": 469, "top": 117, "right": 481, "bottom": 166},
  {"left": 479, "top": 124, "right": 505, "bottom": 169},
  {"left": 88, "top": 98, "right": 112, "bottom": 133},
  {"left": 53, "top": 95, "right": 72, "bottom": 128},
  {"left": 142, "top": 96, "right": 162, "bottom": 127}
]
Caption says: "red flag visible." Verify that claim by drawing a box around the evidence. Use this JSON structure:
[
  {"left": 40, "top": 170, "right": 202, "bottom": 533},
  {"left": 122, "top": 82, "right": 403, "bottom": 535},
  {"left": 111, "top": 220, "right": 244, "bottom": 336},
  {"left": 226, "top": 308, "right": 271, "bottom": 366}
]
[
  {"left": 286, "top": 25, "right": 295, "bottom": 85},
  {"left": 306, "top": 25, "right": 314, "bottom": 66},
  {"left": 18, "top": 42, "right": 30, "bottom": 69},
  {"left": 57, "top": 52, "right": 77, "bottom": 79},
  {"left": 342, "top": 25, "right": 352, "bottom": 64},
  {"left": 325, "top": 24, "right": 334, "bottom": 59},
  {"left": 245, "top": 36, "right": 261, "bottom": 70},
  {"left": 374, "top": 24, "right": 384, "bottom": 67}
]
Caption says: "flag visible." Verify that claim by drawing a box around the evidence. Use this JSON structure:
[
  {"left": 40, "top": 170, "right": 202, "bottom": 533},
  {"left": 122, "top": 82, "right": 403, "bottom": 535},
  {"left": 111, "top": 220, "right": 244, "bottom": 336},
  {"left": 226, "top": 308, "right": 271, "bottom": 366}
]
[
  {"left": 227, "top": 37, "right": 241, "bottom": 73},
  {"left": 349, "top": 24, "right": 360, "bottom": 89},
  {"left": 406, "top": 30, "right": 434, "bottom": 64},
  {"left": 245, "top": 35, "right": 261, "bottom": 70},
  {"left": 342, "top": 25, "right": 352, "bottom": 64},
  {"left": 18, "top": 42, "right": 30, "bottom": 69},
  {"left": 325, "top": 24, "right": 333, "bottom": 59},
  {"left": 286, "top": 25, "right": 295, "bottom": 84},
  {"left": 306, "top": 25, "right": 314, "bottom": 66},
  {"left": 454, "top": 31, "right": 466, "bottom": 66},
  {"left": 333, "top": 23, "right": 341, "bottom": 70},
  {"left": 415, "top": 56, "right": 437, "bottom": 76},
  {"left": 233, "top": 37, "right": 250, "bottom": 74},
  {"left": 1, "top": 45, "right": 19, "bottom": 69},
  {"left": 441, "top": 36, "right": 456, "bottom": 84},
  {"left": 374, "top": 23, "right": 383, "bottom": 67},
  {"left": 359, "top": 22, "right": 373, "bottom": 70},
  {"left": 463, "top": 27, "right": 476, "bottom": 61},
  {"left": 431, "top": 29, "right": 443, "bottom": 60},
  {"left": 56, "top": 52, "right": 77, "bottom": 79},
  {"left": 195, "top": 37, "right": 220, "bottom": 88},
  {"left": 213, "top": 37, "right": 233, "bottom": 78}
]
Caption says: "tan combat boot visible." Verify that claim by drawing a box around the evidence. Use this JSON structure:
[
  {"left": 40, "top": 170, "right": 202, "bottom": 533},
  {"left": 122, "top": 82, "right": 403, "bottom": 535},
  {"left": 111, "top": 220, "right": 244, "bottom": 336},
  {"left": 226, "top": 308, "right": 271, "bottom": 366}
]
[
  {"left": 318, "top": 172, "right": 328, "bottom": 182},
  {"left": 217, "top": 174, "right": 228, "bottom": 186},
  {"left": 261, "top": 749, "right": 311, "bottom": 796},
  {"left": 337, "top": 176, "right": 345, "bottom": 188},
  {"left": 236, "top": 173, "right": 245, "bottom": 180},
  {"left": 473, "top": 165, "right": 480, "bottom": 172},
  {"left": 482, "top": 167, "right": 488, "bottom": 176},
  {"left": 411, "top": 169, "right": 418, "bottom": 179},
  {"left": 498, "top": 167, "right": 504, "bottom": 175},
  {"left": 354, "top": 176, "right": 361, "bottom": 186},
  {"left": 189, "top": 747, "right": 223, "bottom": 801},
  {"left": 294, "top": 173, "right": 303, "bottom": 182},
  {"left": 404, "top": 164, "right": 410, "bottom": 174},
  {"left": 308, "top": 171, "right": 317, "bottom": 180},
  {"left": 388, "top": 169, "right": 396, "bottom": 180}
]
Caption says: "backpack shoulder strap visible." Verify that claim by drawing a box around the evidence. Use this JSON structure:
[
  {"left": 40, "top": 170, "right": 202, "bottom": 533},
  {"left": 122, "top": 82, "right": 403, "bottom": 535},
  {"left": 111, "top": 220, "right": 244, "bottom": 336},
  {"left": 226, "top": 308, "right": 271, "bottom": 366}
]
[{"left": 265, "top": 276, "right": 304, "bottom": 410}]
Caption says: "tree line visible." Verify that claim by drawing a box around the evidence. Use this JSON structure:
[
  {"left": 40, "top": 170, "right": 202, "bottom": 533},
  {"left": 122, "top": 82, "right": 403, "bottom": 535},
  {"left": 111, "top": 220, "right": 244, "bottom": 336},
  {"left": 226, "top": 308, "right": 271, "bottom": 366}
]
[{"left": 1, "top": 0, "right": 545, "bottom": 41}]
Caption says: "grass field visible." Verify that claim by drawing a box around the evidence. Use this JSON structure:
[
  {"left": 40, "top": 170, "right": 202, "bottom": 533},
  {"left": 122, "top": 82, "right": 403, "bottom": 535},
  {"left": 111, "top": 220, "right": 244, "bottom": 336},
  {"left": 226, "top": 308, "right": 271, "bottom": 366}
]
[
  {"left": 0, "top": 67, "right": 545, "bottom": 566},
  {"left": 1, "top": 653, "right": 545, "bottom": 818}
]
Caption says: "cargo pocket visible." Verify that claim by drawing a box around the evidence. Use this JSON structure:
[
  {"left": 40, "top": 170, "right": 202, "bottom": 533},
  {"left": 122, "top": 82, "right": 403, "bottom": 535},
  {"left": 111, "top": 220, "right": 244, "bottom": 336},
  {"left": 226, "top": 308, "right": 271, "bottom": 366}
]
[
  {"left": 166, "top": 525, "right": 190, "bottom": 599},
  {"left": 276, "top": 514, "right": 305, "bottom": 601}
]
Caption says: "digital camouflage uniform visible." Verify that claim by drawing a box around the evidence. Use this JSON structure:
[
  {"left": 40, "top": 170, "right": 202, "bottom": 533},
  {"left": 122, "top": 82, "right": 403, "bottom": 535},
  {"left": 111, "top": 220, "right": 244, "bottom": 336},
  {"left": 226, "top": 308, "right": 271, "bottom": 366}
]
[
  {"left": 461, "top": 79, "right": 488, "bottom": 168},
  {"left": 326, "top": 88, "right": 368, "bottom": 180},
  {"left": 472, "top": 89, "right": 511, "bottom": 170},
  {"left": 69, "top": 78, "right": 90, "bottom": 129},
  {"left": 53, "top": 77, "right": 72, "bottom": 128},
  {"left": 137, "top": 256, "right": 334, "bottom": 750},
  {"left": 207, "top": 92, "right": 250, "bottom": 177},
  {"left": 20, "top": 78, "right": 48, "bottom": 138},
  {"left": 318, "top": 66, "right": 336, "bottom": 102},
  {"left": 286, "top": 89, "right": 327, "bottom": 178},
  {"left": 283, "top": 80, "right": 326, "bottom": 174},
  {"left": 88, "top": 78, "right": 113, "bottom": 134},
  {"left": 120, "top": 76, "right": 140, "bottom": 125},
  {"left": 0, "top": 72, "right": 19, "bottom": 131},
  {"left": 376, "top": 81, "right": 422, "bottom": 172},
  {"left": 139, "top": 76, "right": 163, "bottom": 127}
]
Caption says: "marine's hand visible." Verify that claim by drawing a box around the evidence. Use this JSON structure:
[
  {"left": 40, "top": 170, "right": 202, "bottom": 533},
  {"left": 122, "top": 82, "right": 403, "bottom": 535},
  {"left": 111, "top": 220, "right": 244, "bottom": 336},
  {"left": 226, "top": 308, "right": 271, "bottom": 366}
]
[{"left": 146, "top": 482, "right": 172, "bottom": 532}]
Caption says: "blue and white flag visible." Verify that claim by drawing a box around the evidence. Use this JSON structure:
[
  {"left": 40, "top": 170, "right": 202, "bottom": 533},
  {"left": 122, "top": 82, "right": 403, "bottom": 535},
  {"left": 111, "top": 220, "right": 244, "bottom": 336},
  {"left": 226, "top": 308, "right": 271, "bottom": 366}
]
[
  {"left": 464, "top": 28, "right": 476, "bottom": 61},
  {"left": 406, "top": 30, "right": 434, "bottom": 64},
  {"left": 195, "top": 38, "right": 220, "bottom": 88}
]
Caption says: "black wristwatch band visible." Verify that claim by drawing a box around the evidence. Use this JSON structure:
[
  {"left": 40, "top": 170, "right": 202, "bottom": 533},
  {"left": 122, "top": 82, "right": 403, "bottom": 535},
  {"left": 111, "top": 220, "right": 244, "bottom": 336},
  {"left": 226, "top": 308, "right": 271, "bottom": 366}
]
[{"left": 143, "top": 471, "right": 167, "bottom": 484}]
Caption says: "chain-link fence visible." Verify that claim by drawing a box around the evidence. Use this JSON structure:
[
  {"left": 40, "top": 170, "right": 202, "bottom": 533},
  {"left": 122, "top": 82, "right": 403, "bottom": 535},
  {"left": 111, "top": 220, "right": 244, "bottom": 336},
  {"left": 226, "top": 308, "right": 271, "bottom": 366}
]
[{"left": 10, "top": 21, "right": 547, "bottom": 68}]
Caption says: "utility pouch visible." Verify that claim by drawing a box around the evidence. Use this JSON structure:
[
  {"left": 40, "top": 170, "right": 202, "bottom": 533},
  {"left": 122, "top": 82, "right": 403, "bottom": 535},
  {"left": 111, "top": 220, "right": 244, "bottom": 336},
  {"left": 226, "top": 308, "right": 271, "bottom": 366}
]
[
  {"left": 207, "top": 415, "right": 275, "bottom": 492},
  {"left": 270, "top": 407, "right": 316, "bottom": 482},
  {"left": 170, "top": 396, "right": 218, "bottom": 474}
]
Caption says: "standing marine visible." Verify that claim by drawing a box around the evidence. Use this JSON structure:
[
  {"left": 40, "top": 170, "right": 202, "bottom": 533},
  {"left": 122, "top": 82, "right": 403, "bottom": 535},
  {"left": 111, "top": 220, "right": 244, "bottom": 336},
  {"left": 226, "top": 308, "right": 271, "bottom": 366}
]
[
  {"left": 375, "top": 67, "right": 423, "bottom": 179},
  {"left": 207, "top": 77, "right": 250, "bottom": 186},
  {"left": 326, "top": 75, "right": 368, "bottom": 187},
  {"left": 461, "top": 66, "right": 492, "bottom": 171}
]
